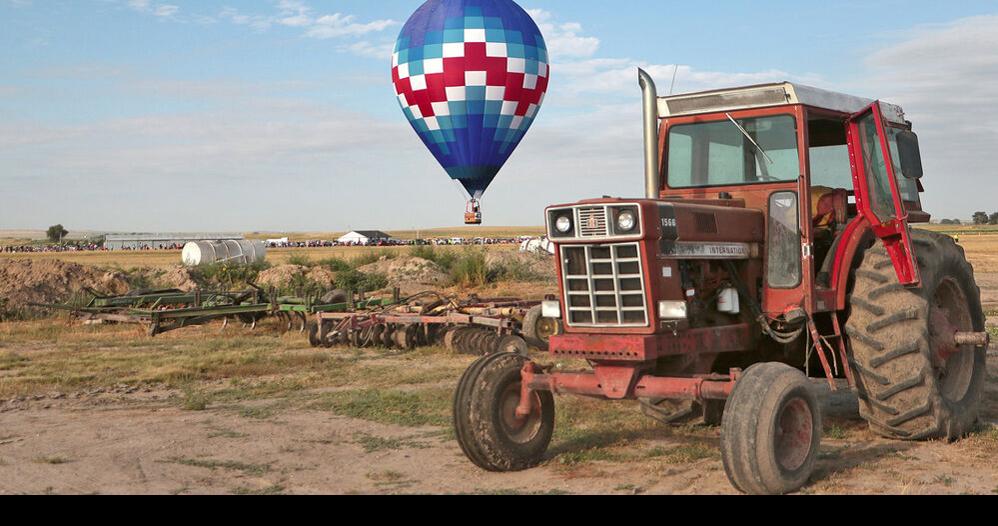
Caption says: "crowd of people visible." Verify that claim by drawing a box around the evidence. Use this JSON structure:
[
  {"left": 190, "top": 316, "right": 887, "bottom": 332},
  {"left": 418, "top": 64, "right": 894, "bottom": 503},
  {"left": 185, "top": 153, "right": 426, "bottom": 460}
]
[
  {"left": 1, "top": 242, "right": 103, "bottom": 253},
  {"left": 1, "top": 237, "right": 529, "bottom": 253},
  {"left": 264, "top": 237, "right": 528, "bottom": 249}
]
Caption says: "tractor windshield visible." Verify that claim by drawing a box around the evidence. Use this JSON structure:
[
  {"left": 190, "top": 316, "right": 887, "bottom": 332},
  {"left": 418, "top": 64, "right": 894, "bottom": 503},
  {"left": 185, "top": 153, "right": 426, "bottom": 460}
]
[{"left": 667, "top": 115, "right": 800, "bottom": 188}]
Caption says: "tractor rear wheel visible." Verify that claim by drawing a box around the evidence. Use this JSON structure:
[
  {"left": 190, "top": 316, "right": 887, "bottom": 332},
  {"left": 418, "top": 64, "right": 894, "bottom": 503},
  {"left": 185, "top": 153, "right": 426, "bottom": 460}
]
[
  {"left": 846, "top": 231, "right": 986, "bottom": 440},
  {"left": 453, "top": 352, "right": 554, "bottom": 472},
  {"left": 721, "top": 363, "right": 821, "bottom": 495}
]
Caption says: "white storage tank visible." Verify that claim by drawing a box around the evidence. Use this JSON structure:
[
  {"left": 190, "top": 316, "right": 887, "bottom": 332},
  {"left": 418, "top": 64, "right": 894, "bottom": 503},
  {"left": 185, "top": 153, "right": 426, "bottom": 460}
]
[{"left": 182, "top": 240, "right": 267, "bottom": 267}]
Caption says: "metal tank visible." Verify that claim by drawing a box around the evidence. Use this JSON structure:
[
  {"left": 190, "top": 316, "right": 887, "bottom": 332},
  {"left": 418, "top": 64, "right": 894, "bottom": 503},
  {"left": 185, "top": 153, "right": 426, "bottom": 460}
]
[{"left": 182, "top": 240, "right": 267, "bottom": 267}]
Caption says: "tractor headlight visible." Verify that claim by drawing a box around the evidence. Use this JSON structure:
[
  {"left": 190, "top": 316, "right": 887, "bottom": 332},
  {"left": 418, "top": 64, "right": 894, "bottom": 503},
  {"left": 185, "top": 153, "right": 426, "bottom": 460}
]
[
  {"left": 658, "top": 301, "right": 688, "bottom": 320},
  {"left": 555, "top": 215, "right": 573, "bottom": 234},
  {"left": 617, "top": 211, "right": 637, "bottom": 232}
]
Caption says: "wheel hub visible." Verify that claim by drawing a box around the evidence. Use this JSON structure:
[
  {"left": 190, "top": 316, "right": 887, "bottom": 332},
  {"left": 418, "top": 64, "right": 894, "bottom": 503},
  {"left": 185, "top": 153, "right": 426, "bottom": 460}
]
[
  {"left": 929, "top": 278, "right": 976, "bottom": 402},
  {"left": 536, "top": 317, "right": 560, "bottom": 341},
  {"left": 774, "top": 398, "right": 813, "bottom": 473},
  {"left": 500, "top": 383, "right": 542, "bottom": 444}
]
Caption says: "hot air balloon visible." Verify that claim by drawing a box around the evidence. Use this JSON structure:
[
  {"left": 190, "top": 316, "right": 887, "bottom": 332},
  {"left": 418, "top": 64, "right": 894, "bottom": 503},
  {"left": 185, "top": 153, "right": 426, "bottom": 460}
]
[{"left": 392, "top": 0, "right": 549, "bottom": 225}]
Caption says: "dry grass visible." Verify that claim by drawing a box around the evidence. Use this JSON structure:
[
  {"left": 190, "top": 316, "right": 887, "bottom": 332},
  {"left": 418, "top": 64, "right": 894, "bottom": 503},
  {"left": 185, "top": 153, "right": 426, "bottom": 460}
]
[
  {"left": 0, "top": 243, "right": 523, "bottom": 270},
  {"left": 0, "top": 321, "right": 468, "bottom": 400},
  {"left": 952, "top": 235, "right": 998, "bottom": 273}
]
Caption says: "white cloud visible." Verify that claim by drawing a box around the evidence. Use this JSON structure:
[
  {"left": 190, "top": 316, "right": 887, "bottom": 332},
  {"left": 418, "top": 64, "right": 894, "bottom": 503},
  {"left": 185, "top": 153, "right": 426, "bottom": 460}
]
[
  {"left": 305, "top": 14, "right": 398, "bottom": 40},
  {"left": 344, "top": 40, "right": 395, "bottom": 61},
  {"left": 126, "top": 0, "right": 178, "bottom": 19},
  {"left": 215, "top": 2, "right": 397, "bottom": 43},
  {"left": 862, "top": 15, "right": 998, "bottom": 219},
  {"left": 123, "top": 1, "right": 398, "bottom": 48},
  {"left": 154, "top": 4, "right": 178, "bottom": 18},
  {"left": 527, "top": 9, "right": 600, "bottom": 59}
]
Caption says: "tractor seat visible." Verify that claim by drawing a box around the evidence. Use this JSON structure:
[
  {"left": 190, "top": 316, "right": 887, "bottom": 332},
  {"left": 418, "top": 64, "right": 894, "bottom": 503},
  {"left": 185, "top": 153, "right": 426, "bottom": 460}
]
[
  {"left": 811, "top": 186, "right": 850, "bottom": 288},
  {"left": 811, "top": 186, "right": 848, "bottom": 230}
]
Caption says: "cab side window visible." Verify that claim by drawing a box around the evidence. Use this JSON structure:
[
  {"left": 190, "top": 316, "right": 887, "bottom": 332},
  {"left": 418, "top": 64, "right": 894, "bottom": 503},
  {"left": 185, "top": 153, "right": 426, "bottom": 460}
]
[{"left": 807, "top": 117, "right": 852, "bottom": 190}]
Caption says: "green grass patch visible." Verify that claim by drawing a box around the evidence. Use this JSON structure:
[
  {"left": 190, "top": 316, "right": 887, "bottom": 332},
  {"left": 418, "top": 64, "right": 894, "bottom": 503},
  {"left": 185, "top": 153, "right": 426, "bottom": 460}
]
[
  {"left": 286, "top": 254, "right": 313, "bottom": 267},
  {"left": 167, "top": 457, "right": 271, "bottom": 476},
  {"left": 409, "top": 245, "right": 458, "bottom": 270},
  {"left": 33, "top": 456, "right": 72, "bottom": 465},
  {"left": 825, "top": 424, "right": 849, "bottom": 440},
  {"left": 353, "top": 432, "right": 428, "bottom": 453},
  {"left": 334, "top": 269, "right": 388, "bottom": 293},
  {"left": 188, "top": 262, "right": 270, "bottom": 289},
  {"left": 317, "top": 257, "right": 352, "bottom": 272},
  {"left": 551, "top": 398, "right": 657, "bottom": 454},
  {"left": 237, "top": 403, "right": 283, "bottom": 420},
  {"left": 366, "top": 469, "right": 416, "bottom": 490},
  {"left": 933, "top": 474, "right": 956, "bottom": 487},
  {"left": 0, "top": 351, "right": 29, "bottom": 371},
  {"left": 644, "top": 444, "right": 719, "bottom": 464},
  {"left": 310, "top": 388, "right": 451, "bottom": 428},
  {"left": 180, "top": 385, "right": 210, "bottom": 411},
  {"left": 206, "top": 427, "right": 249, "bottom": 440},
  {"left": 466, "top": 488, "right": 572, "bottom": 496},
  {"left": 351, "top": 252, "right": 397, "bottom": 268},
  {"left": 556, "top": 447, "right": 624, "bottom": 466},
  {"left": 231, "top": 485, "right": 285, "bottom": 495},
  {"left": 448, "top": 249, "right": 490, "bottom": 287}
]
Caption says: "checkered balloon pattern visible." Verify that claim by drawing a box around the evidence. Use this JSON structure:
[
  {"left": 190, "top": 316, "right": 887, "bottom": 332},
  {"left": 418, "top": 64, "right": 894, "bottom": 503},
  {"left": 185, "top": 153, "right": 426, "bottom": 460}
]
[{"left": 393, "top": 0, "right": 548, "bottom": 199}]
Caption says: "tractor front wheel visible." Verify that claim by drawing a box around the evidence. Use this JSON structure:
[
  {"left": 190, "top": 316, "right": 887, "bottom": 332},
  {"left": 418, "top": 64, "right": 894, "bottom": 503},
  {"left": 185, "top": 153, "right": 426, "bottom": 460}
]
[
  {"left": 721, "top": 363, "right": 821, "bottom": 495},
  {"left": 453, "top": 352, "right": 554, "bottom": 472}
]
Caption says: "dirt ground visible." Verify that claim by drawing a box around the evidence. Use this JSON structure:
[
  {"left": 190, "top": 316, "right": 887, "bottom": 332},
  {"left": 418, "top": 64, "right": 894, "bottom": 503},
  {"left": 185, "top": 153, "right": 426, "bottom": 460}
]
[{"left": 0, "top": 322, "right": 995, "bottom": 495}]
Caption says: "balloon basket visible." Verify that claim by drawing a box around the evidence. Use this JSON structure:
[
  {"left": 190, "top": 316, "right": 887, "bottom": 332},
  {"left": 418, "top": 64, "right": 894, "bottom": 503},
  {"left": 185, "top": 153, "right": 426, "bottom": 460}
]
[{"left": 465, "top": 199, "right": 483, "bottom": 226}]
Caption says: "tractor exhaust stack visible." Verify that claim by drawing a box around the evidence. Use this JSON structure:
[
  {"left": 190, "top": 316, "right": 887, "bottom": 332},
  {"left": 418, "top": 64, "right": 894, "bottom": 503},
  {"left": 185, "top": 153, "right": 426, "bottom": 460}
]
[{"left": 638, "top": 68, "right": 661, "bottom": 200}]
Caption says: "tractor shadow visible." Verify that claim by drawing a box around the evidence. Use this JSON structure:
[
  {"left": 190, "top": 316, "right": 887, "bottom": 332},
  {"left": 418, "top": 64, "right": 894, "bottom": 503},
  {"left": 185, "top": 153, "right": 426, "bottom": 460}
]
[{"left": 809, "top": 381, "right": 921, "bottom": 486}]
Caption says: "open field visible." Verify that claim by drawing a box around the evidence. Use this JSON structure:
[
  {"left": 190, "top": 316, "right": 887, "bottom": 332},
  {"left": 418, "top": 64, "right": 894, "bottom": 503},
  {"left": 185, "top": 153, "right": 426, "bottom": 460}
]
[
  {"left": 0, "top": 230, "right": 997, "bottom": 494},
  {"left": 0, "top": 320, "right": 994, "bottom": 495}
]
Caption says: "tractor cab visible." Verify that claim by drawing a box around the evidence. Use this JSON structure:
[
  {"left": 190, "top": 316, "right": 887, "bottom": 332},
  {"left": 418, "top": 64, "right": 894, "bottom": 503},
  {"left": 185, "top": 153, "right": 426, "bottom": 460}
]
[{"left": 655, "top": 82, "right": 927, "bottom": 315}]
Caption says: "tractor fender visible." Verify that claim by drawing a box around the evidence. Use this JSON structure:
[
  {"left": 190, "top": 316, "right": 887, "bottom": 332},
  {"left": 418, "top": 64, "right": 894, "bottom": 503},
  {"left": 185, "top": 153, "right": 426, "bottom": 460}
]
[{"left": 828, "top": 216, "right": 876, "bottom": 311}]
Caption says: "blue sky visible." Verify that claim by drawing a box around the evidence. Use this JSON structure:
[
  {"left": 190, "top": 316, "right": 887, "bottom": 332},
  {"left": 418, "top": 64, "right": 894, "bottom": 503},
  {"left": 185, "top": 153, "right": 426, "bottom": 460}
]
[{"left": 2, "top": 0, "right": 997, "bottom": 232}]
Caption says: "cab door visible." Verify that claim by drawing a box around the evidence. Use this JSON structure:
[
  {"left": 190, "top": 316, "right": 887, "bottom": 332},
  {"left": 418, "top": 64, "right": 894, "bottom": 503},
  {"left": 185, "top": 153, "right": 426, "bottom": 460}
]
[{"left": 847, "top": 102, "right": 921, "bottom": 286}]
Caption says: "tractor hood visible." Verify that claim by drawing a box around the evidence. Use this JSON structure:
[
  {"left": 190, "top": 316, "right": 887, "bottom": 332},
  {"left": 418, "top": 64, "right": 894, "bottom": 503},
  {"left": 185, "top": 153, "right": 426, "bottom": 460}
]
[{"left": 546, "top": 198, "right": 764, "bottom": 258}]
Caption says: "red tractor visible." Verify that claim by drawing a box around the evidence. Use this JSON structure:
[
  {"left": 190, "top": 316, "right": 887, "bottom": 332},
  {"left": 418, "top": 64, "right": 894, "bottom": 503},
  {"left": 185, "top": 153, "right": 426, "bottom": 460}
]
[{"left": 454, "top": 69, "right": 991, "bottom": 494}]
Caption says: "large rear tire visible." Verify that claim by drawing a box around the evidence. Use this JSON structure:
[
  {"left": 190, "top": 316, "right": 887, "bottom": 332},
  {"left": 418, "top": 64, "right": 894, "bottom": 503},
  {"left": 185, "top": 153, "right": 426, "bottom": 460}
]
[
  {"left": 453, "top": 353, "right": 555, "bottom": 472},
  {"left": 721, "top": 363, "right": 821, "bottom": 495},
  {"left": 846, "top": 231, "right": 986, "bottom": 440}
]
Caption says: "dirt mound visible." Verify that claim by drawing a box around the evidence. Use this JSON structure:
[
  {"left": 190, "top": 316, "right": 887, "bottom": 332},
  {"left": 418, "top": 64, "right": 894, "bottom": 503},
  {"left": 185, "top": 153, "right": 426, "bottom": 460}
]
[
  {"left": 358, "top": 257, "right": 449, "bottom": 295},
  {"left": 256, "top": 265, "right": 337, "bottom": 291},
  {"left": 486, "top": 251, "right": 557, "bottom": 282},
  {"left": 162, "top": 267, "right": 198, "bottom": 292},
  {"left": 0, "top": 260, "right": 130, "bottom": 315}
]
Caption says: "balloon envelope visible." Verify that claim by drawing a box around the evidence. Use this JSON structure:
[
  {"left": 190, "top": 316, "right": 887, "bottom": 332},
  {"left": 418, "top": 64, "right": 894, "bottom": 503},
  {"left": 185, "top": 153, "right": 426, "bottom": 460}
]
[{"left": 392, "top": 0, "right": 548, "bottom": 199}]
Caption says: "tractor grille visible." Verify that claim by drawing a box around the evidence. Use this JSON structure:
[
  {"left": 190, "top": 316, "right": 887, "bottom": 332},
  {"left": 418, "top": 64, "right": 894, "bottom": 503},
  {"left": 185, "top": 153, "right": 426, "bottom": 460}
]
[
  {"left": 577, "top": 207, "right": 609, "bottom": 238},
  {"left": 561, "top": 243, "right": 649, "bottom": 327}
]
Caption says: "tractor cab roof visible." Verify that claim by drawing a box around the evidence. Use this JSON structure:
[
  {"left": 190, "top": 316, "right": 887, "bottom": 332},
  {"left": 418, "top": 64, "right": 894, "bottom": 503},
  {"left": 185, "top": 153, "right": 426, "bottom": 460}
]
[{"left": 658, "top": 82, "right": 907, "bottom": 125}]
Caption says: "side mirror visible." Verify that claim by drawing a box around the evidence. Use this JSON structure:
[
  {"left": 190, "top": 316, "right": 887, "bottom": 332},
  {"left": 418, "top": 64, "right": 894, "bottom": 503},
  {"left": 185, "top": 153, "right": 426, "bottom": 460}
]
[{"left": 896, "top": 130, "right": 923, "bottom": 180}]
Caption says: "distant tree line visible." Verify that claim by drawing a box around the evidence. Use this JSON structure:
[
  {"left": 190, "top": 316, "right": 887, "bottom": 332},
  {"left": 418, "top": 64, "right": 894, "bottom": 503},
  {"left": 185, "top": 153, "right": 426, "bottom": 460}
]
[{"left": 971, "top": 212, "right": 998, "bottom": 226}]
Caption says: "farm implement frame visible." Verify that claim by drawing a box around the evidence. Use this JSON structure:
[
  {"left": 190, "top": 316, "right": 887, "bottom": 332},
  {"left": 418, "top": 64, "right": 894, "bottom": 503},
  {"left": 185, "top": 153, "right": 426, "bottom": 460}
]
[{"left": 309, "top": 292, "right": 554, "bottom": 356}]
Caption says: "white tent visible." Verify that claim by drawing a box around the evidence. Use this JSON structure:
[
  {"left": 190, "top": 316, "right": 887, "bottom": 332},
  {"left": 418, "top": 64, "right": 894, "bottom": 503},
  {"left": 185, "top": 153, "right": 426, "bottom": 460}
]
[{"left": 338, "top": 231, "right": 391, "bottom": 245}]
